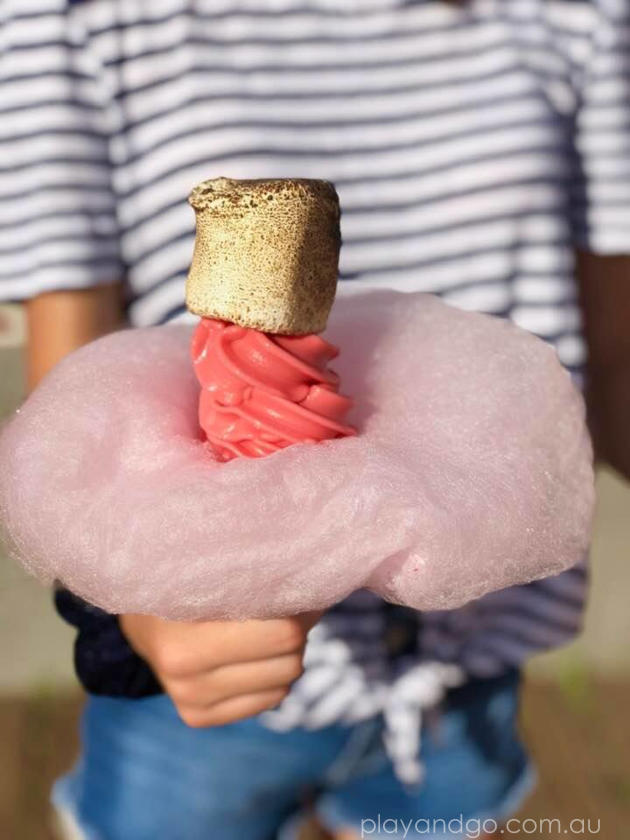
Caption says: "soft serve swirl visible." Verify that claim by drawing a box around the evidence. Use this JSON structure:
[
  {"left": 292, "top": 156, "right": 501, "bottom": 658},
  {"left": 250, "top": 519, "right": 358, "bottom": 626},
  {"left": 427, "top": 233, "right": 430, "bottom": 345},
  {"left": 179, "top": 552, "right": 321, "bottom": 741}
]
[{"left": 192, "top": 318, "right": 356, "bottom": 461}]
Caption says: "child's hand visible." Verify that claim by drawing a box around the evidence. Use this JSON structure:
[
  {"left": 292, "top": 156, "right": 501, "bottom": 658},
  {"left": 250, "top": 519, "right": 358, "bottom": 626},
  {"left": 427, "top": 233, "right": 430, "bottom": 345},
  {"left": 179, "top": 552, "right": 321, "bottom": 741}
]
[{"left": 119, "top": 612, "right": 320, "bottom": 728}]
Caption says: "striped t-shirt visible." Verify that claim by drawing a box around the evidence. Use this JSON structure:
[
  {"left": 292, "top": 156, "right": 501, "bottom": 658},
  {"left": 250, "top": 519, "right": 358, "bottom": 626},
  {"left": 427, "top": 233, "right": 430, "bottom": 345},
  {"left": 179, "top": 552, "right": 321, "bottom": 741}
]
[{"left": 2, "top": 0, "right": 629, "bottom": 776}]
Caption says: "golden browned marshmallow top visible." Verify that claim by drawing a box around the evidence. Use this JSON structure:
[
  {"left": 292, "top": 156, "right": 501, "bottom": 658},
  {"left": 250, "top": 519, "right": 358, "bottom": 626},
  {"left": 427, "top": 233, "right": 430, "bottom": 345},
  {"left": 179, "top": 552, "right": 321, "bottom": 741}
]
[{"left": 186, "top": 177, "right": 341, "bottom": 335}]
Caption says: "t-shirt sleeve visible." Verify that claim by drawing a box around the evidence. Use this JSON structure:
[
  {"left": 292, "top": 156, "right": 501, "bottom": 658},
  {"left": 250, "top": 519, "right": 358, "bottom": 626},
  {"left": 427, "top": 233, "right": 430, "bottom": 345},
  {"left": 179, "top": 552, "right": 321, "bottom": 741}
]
[
  {"left": 570, "top": 1, "right": 630, "bottom": 255},
  {"left": 0, "top": 2, "right": 123, "bottom": 302},
  {"left": 54, "top": 588, "right": 162, "bottom": 698}
]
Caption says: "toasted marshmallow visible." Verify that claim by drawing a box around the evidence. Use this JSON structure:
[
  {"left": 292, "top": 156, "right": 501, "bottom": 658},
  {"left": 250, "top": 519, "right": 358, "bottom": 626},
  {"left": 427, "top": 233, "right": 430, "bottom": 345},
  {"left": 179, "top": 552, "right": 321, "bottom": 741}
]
[{"left": 186, "top": 177, "right": 341, "bottom": 335}]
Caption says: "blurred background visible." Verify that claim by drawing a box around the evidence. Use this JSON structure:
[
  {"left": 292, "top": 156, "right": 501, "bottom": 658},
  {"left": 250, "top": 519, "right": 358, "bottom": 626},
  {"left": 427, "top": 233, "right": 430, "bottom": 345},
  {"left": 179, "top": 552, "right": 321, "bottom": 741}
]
[{"left": 1, "top": 302, "right": 629, "bottom": 838}]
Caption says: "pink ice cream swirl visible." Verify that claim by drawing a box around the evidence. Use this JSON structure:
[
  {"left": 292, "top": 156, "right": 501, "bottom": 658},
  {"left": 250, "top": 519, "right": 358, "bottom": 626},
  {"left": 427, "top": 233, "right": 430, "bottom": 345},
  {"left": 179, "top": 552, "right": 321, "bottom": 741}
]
[{"left": 191, "top": 318, "right": 356, "bottom": 461}]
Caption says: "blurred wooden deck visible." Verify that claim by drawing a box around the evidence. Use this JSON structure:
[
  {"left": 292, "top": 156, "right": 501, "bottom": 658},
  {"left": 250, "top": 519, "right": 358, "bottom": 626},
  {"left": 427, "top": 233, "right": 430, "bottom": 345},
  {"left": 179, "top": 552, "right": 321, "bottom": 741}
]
[{"left": 2, "top": 679, "right": 628, "bottom": 839}]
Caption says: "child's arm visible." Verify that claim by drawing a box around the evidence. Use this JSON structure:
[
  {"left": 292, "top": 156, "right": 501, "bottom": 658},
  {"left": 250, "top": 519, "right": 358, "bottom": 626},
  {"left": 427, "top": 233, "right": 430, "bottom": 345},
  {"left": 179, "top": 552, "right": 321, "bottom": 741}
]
[
  {"left": 25, "top": 284, "right": 124, "bottom": 391},
  {"left": 577, "top": 252, "right": 630, "bottom": 481}
]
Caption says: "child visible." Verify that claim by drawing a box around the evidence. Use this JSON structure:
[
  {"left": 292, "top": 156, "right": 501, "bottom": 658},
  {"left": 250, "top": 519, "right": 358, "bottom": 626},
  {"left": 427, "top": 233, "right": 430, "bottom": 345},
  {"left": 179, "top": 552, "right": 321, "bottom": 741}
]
[{"left": 2, "top": 1, "right": 629, "bottom": 838}]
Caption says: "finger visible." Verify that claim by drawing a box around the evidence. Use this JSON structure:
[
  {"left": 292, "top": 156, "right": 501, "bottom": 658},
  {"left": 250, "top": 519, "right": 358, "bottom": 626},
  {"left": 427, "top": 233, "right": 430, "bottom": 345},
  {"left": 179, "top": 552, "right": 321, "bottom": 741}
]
[
  {"left": 203, "top": 653, "right": 306, "bottom": 702},
  {"left": 148, "top": 616, "right": 310, "bottom": 676},
  {"left": 189, "top": 612, "right": 321, "bottom": 660},
  {"left": 177, "top": 688, "right": 289, "bottom": 729},
  {"left": 168, "top": 653, "right": 305, "bottom": 708}
]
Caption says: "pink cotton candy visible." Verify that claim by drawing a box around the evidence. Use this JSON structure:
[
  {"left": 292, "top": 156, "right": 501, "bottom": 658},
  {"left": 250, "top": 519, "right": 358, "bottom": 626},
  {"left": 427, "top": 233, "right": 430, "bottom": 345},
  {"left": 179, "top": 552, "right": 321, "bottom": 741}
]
[{"left": 0, "top": 292, "right": 594, "bottom": 620}]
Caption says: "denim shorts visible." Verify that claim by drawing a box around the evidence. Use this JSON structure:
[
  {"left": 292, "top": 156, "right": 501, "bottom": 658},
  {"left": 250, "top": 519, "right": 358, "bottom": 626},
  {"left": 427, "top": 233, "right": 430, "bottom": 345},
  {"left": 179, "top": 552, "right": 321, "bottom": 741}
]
[{"left": 52, "top": 670, "right": 534, "bottom": 839}]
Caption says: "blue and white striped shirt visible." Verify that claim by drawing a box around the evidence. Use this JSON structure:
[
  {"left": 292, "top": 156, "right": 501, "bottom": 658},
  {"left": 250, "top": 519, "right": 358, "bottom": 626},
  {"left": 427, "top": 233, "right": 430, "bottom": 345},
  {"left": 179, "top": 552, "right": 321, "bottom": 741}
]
[{"left": 2, "top": 0, "right": 629, "bottom": 779}]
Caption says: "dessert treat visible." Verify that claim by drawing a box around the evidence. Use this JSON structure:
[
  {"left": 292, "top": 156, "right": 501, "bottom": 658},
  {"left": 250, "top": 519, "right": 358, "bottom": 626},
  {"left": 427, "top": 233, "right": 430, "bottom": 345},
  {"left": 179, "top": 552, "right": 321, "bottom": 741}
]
[
  {"left": 192, "top": 320, "right": 355, "bottom": 461},
  {"left": 186, "top": 177, "right": 354, "bottom": 461},
  {"left": 0, "top": 291, "right": 594, "bottom": 621}
]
